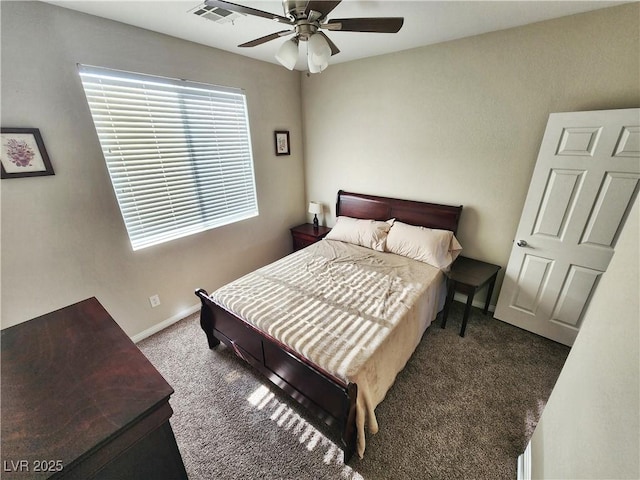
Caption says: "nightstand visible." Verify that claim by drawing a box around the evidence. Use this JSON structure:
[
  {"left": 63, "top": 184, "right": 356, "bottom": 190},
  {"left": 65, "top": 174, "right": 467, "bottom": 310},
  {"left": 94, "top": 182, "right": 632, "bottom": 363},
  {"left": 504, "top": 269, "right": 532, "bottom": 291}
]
[
  {"left": 290, "top": 223, "right": 331, "bottom": 251},
  {"left": 440, "top": 256, "right": 501, "bottom": 337}
]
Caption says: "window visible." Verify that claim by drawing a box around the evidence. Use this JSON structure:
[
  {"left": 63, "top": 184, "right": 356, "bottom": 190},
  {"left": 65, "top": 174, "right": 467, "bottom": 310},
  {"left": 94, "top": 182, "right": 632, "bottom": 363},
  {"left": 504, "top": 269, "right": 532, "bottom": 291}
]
[{"left": 78, "top": 65, "right": 258, "bottom": 251}]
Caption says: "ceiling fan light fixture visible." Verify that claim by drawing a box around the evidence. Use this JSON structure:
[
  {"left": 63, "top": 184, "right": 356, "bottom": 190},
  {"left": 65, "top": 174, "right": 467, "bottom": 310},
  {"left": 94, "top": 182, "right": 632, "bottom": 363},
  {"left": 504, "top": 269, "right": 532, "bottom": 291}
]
[
  {"left": 307, "top": 34, "right": 330, "bottom": 73},
  {"left": 308, "top": 33, "right": 331, "bottom": 67},
  {"left": 307, "top": 56, "right": 326, "bottom": 73},
  {"left": 275, "top": 38, "right": 299, "bottom": 70}
]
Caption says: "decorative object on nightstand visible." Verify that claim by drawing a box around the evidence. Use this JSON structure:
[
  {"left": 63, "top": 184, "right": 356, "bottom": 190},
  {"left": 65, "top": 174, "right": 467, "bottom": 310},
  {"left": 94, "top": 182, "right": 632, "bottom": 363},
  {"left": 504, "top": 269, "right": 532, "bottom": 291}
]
[
  {"left": 290, "top": 223, "right": 331, "bottom": 251},
  {"left": 440, "top": 256, "right": 501, "bottom": 337},
  {"left": 308, "top": 201, "right": 322, "bottom": 229}
]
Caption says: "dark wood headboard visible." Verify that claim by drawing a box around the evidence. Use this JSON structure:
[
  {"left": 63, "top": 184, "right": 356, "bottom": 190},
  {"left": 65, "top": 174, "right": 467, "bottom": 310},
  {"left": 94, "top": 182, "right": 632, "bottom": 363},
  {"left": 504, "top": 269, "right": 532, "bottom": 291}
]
[{"left": 336, "top": 190, "right": 463, "bottom": 234}]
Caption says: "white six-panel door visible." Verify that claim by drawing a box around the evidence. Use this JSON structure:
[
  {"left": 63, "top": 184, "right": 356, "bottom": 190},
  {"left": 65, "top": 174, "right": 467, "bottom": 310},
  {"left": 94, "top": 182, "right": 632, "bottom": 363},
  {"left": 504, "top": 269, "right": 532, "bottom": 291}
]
[{"left": 494, "top": 108, "right": 639, "bottom": 346}]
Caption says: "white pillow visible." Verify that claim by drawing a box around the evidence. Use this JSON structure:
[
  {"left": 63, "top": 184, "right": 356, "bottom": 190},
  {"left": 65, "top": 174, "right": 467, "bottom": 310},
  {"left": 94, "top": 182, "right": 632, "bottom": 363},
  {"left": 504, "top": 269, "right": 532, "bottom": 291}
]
[
  {"left": 385, "top": 221, "right": 462, "bottom": 269},
  {"left": 326, "top": 216, "right": 391, "bottom": 251}
]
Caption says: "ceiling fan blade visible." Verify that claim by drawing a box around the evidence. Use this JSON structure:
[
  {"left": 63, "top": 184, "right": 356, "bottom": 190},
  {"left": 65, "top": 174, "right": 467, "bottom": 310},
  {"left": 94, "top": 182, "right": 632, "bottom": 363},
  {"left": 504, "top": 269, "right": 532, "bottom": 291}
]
[
  {"left": 239, "top": 30, "right": 294, "bottom": 47},
  {"left": 318, "top": 32, "right": 340, "bottom": 56},
  {"left": 325, "top": 17, "right": 404, "bottom": 33},
  {"left": 305, "top": 1, "right": 341, "bottom": 20},
  {"left": 204, "top": 0, "right": 293, "bottom": 25}
]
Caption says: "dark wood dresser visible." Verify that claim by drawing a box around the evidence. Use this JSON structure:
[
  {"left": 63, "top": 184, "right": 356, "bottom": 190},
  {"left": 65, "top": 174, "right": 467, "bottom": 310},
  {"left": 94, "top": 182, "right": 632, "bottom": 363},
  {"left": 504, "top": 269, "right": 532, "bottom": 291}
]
[{"left": 1, "top": 297, "right": 188, "bottom": 479}]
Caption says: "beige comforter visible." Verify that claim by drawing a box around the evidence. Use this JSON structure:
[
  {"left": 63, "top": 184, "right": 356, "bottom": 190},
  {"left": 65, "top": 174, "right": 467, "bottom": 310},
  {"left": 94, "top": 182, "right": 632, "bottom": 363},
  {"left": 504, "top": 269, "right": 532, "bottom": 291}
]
[{"left": 211, "top": 239, "right": 445, "bottom": 457}]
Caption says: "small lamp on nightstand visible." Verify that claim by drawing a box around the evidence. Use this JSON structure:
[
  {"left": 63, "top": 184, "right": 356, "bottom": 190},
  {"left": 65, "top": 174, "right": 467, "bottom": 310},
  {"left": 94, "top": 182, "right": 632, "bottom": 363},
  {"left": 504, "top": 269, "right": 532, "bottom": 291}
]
[{"left": 308, "top": 201, "right": 322, "bottom": 229}]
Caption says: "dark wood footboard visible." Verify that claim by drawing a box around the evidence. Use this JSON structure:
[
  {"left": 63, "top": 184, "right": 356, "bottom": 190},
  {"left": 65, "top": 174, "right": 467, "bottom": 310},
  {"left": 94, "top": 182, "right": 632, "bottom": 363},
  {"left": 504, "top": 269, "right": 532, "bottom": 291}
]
[{"left": 195, "top": 288, "right": 358, "bottom": 462}]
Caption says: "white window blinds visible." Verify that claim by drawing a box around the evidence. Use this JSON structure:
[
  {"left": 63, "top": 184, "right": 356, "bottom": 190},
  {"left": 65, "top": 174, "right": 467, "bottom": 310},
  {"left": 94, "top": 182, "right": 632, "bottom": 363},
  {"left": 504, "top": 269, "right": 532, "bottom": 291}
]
[{"left": 78, "top": 65, "right": 258, "bottom": 251}]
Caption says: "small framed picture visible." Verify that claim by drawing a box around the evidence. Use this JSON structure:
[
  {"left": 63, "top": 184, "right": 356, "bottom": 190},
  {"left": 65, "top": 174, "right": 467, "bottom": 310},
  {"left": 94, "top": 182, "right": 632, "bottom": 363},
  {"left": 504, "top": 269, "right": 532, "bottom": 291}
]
[
  {"left": 1, "top": 128, "right": 55, "bottom": 179},
  {"left": 274, "top": 130, "right": 290, "bottom": 156}
]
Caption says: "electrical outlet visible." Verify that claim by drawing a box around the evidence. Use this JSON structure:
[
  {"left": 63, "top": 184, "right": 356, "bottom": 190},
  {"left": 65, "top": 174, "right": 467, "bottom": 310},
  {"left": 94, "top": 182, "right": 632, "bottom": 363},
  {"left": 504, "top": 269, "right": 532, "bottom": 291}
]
[{"left": 149, "top": 294, "right": 161, "bottom": 308}]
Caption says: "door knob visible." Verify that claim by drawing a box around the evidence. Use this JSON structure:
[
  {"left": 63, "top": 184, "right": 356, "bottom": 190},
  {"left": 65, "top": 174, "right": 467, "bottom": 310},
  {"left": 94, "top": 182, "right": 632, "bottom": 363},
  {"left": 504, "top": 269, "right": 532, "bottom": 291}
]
[{"left": 517, "top": 240, "right": 528, "bottom": 247}]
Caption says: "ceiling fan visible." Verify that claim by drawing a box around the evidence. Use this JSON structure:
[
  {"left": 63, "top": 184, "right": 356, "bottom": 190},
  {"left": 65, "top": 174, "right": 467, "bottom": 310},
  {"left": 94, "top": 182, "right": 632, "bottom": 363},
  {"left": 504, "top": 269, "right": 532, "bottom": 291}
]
[{"left": 204, "top": 0, "right": 404, "bottom": 73}]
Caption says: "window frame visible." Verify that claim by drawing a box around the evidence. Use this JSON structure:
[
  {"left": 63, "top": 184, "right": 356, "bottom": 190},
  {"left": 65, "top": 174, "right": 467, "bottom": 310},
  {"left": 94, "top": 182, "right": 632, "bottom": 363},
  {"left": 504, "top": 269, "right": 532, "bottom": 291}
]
[{"left": 78, "top": 64, "right": 259, "bottom": 251}]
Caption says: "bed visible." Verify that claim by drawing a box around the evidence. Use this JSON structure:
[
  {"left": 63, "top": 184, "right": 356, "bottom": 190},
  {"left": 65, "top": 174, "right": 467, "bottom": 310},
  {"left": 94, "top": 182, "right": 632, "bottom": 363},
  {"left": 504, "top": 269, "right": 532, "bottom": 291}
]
[{"left": 195, "top": 190, "right": 462, "bottom": 461}]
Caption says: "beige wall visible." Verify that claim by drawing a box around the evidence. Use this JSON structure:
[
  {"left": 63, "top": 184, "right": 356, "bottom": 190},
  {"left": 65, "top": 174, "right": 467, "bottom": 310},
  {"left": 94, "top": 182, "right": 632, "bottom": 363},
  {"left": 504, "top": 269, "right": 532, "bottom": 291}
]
[
  {"left": 0, "top": 2, "right": 305, "bottom": 335},
  {"left": 301, "top": 3, "right": 640, "bottom": 305},
  {"left": 1, "top": 3, "right": 639, "bottom": 336},
  {"left": 529, "top": 196, "right": 639, "bottom": 479}
]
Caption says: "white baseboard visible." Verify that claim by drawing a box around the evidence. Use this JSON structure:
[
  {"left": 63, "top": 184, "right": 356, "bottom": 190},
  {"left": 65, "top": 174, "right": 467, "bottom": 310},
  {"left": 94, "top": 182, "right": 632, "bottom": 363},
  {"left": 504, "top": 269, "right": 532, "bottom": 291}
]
[
  {"left": 131, "top": 303, "right": 200, "bottom": 344},
  {"left": 517, "top": 441, "right": 532, "bottom": 480},
  {"left": 453, "top": 292, "right": 496, "bottom": 312}
]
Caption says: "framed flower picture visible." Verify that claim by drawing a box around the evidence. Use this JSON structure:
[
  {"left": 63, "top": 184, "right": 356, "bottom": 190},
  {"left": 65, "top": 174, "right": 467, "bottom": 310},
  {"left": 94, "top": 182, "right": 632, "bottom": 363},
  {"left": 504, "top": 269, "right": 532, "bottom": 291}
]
[
  {"left": 1, "top": 128, "right": 55, "bottom": 179},
  {"left": 274, "top": 130, "right": 290, "bottom": 156}
]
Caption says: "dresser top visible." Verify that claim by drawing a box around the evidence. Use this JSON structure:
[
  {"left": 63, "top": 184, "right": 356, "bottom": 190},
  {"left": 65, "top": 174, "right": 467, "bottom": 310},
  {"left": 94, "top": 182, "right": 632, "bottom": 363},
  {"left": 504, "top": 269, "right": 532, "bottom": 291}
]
[{"left": 1, "top": 297, "right": 173, "bottom": 475}]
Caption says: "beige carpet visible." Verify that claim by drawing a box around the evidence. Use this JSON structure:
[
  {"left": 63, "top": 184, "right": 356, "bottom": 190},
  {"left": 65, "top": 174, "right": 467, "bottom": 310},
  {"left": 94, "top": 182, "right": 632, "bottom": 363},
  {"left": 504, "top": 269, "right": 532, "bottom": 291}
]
[{"left": 138, "top": 301, "right": 569, "bottom": 480}]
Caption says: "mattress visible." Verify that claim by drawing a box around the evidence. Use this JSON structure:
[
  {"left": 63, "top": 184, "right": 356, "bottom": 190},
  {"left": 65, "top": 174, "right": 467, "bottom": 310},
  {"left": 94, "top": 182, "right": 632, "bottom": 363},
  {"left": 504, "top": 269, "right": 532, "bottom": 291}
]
[{"left": 210, "top": 238, "right": 446, "bottom": 456}]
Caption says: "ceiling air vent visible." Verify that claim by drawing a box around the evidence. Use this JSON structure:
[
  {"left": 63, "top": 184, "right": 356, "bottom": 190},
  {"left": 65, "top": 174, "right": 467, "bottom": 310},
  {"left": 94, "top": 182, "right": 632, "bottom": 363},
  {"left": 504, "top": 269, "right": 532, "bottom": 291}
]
[{"left": 190, "top": 3, "right": 244, "bottom": 24}]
